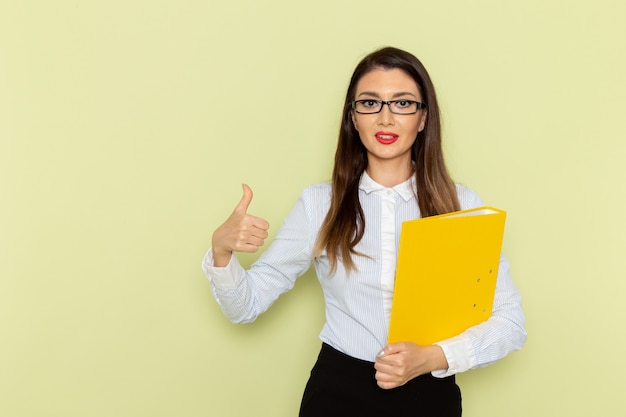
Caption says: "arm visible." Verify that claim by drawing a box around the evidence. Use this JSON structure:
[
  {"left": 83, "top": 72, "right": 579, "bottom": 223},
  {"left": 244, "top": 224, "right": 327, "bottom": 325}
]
[
  {"left": 432, "top": 254, "right": 527, "bottom": 377},
  {"left": 431, "top": 185, "right": 527, "bottom": 376},
  {"left": 202, "top": 187, "right": 315, "bottom": 323},
  {"left": 374, "top": 254, "right": 526, "bottom": 387}
]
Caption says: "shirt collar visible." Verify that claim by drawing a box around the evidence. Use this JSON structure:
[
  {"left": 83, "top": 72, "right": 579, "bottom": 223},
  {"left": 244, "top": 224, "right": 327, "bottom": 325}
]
[{"left": 359, "top": 170, "right": 416, "bottom": 202}]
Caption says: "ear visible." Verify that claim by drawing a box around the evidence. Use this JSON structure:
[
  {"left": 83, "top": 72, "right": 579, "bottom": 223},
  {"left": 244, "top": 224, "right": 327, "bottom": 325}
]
[
  {"left": 351, "top": 112, "right": 358, "bottom": 131},
  {"left": 418, "top": 110, "right": 427, "bottom": 132}
]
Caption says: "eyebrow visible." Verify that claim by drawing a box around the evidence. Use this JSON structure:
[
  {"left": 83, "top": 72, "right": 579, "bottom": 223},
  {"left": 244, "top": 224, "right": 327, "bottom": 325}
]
[{"left": 357, "top": 91, "right": 418, "bottom": 99}]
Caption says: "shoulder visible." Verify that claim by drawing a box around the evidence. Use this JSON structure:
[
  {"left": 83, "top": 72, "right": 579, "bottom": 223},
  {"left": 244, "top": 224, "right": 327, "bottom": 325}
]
[
  {"left": 455, "top": 183, "right": 486, "bottom": 210},
  {"left": 300, "top": 181, "right": 332, "bottom": 201},
  {"left": 288, "top": 182, "right": 332, "bottom": 226},
  {"left": 292, "top": 181, "right": 332, "bottom": 215}
]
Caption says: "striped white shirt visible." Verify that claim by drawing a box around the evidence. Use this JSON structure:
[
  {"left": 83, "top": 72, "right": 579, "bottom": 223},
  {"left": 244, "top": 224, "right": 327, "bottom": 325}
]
[{"left": 202, "top": 172, "right": 527, "bottom": 377}]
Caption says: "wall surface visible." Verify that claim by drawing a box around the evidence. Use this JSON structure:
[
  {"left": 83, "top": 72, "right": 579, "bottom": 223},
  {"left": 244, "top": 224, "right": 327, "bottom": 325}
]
[{"left": 1, "top": 1, "right": 625, "bottom": 416}]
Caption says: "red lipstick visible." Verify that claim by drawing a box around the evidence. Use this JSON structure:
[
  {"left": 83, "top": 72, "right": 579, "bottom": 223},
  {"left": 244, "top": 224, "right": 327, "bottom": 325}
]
[{"left": 375, "top": 131, "right": 399, "bottom": 145}]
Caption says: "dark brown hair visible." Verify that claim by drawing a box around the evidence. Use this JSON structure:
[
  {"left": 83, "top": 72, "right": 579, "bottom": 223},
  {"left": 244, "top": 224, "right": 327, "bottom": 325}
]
[{"left": 314, "top": 47, "right": 460, "bottom": 274}]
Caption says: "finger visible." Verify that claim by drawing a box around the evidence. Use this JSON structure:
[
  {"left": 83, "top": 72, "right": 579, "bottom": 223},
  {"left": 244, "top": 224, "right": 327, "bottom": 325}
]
[
  {"left": 233, "top": 224, "right": 267, "bottom": 248},
  {"left": 377, "top": 379, "right": 400, "bottom": 390},
  {"left": 238, "top": 215, "right": 269, "bottom": 234},
  {"left": 374, "top": 361, "right": 393, "bottom": 375},
  {"left": 249, "top": 226, "right": 269, "bottom": 239},
  {"left": 234, "top": 184, "right": 254, "bottom": 214},
  {"left": 375, "top": 370, "right": 395, "bottom": 384},
  {"left": 375, "top": 355, "right": 401, "bottom": 374},
  {"left": 249, "top": 216, "right": 270, "bottom": 232},
  {"left": 386, "top": 342, "right": 407, "bottom": 353},
  {"left": 374, "top": 370, "right": 400, "bottom": 390},
  {"left": 376, "top": 344, "right": 399, "bottom": 359},
  {"left": 234, "top": 242, "right": 264, "bottom": 253},
  {"left": 243, "top": 234, "right": 266, "bottom": 247}
]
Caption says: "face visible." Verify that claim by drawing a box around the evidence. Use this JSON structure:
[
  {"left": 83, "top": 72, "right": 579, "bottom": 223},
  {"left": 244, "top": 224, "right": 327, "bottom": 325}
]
[{"left": 351, "top": 68, "right": 427, "bottom": 170}]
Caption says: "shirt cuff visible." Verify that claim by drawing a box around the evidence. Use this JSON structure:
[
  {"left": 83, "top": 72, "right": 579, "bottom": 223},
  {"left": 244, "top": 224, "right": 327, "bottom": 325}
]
[
  {"left": 201, "top": 249, "right": 244, "bottom": 290},
  {"left": 431, "top": 334, "right": 477, "bottom": 378}
]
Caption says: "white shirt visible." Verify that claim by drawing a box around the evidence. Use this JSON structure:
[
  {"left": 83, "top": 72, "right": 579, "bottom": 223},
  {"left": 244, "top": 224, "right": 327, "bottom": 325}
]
[{"left": 202, "top": 172, "right": 527, "bottom": 377}]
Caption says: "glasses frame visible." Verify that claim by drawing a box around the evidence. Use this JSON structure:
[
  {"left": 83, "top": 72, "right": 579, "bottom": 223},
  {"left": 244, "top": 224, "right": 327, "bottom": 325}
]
[{"left": 351, "top": 99, "right": 427, "bottom": 115}]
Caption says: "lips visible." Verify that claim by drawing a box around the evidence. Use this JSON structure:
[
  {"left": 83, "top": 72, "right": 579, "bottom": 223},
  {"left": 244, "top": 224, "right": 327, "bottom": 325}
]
[{"left": 375, "top": 131, "right": 399, "bottom": 145}]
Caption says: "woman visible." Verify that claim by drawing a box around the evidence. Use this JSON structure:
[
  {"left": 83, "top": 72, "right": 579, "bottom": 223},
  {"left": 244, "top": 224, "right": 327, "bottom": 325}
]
[{"left": 203, "top": 47, "right": 526, "bottom": 416}]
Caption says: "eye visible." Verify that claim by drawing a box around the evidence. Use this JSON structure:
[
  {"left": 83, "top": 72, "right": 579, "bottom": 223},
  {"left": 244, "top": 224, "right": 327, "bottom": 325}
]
[
  {"left": 395, "top": 100, "right": 413, "bottom": 108},
  {"left": 360, "top": 100, "right": 379, "bottom": 108}
]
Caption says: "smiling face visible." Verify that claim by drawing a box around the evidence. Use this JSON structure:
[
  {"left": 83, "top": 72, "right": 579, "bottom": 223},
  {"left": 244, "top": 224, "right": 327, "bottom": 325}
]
[{"left": 351, "top": 68, "right": 427, "bottom": 176}]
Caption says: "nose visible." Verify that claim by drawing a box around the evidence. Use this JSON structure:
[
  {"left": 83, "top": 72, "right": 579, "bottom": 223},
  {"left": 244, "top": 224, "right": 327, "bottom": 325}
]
[{"left": 377, "top": 103, "right": 395, "bottom": 126}]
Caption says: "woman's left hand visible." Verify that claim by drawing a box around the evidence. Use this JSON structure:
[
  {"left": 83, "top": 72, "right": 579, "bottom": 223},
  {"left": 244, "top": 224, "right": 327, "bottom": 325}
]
[{"left": 374, "top": 342, "right": 449, "bottom": 389}]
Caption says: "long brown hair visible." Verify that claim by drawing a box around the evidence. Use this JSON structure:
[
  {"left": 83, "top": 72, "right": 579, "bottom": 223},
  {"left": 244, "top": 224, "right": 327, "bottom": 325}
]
[{"left": 314, "top": 47, "right": 460, "bottom": 274}]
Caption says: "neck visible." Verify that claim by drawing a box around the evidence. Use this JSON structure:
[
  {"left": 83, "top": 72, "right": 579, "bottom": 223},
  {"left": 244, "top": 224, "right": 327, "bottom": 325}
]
[{"left": 366, "top": 159, "right": 414, "bottom": 188}]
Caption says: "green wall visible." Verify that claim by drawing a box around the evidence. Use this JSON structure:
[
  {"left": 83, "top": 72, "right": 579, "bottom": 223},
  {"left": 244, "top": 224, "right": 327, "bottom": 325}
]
[{"left": 1, "top": 1, "right": 625, "bottom": 415}]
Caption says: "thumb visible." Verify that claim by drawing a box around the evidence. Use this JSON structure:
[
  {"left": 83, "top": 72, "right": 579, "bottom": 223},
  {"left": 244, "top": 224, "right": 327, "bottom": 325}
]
[
  {"left": 377, "top": 343, "right": 404, "bottom": 358},
  {"left": 234, "top": 183, "right": 253, "bottom": 214}
]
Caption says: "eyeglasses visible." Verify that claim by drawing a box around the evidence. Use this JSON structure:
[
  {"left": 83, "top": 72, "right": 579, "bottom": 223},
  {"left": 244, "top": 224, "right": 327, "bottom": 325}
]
[{"left": 352, "top": 99, "right": 427, "bottom": 115}]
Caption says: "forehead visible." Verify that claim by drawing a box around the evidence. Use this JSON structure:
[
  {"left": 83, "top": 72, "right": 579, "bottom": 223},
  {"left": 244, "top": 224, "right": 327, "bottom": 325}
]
[{"left": 355, "top": 68, "right": 421, "bottom": 98}]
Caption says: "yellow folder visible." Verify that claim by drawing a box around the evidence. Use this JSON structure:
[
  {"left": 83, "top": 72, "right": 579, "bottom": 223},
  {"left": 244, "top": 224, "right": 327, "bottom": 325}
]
[{"left": 387, "top": 206, "right": 506, "bottom": 345}]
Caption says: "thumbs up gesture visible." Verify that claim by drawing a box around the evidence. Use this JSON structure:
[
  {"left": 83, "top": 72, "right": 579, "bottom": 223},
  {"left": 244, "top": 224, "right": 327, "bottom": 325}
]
[{"left": 211, "top": 184, "right": 270, "bottom": 267}]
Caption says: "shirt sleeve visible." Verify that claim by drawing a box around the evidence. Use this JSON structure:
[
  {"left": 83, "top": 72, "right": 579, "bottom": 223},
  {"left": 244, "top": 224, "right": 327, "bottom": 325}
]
[
  {"left": 201, "top": 192, "right": 315, "bottom": 324},
  {"left": 433, "top": 254, "right": 527, "bottom": 377}
]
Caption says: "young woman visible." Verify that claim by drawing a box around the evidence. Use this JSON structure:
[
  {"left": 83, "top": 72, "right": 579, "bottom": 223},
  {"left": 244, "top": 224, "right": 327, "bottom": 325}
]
[{"left": 203, "top": 47, "right": 526, "bottom": 417}]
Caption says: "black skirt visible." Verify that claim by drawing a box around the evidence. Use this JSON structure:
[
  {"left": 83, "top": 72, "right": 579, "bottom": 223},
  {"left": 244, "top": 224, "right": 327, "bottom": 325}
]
[{"left": 299, "top": 343, "right": 462, "bottom": 417}]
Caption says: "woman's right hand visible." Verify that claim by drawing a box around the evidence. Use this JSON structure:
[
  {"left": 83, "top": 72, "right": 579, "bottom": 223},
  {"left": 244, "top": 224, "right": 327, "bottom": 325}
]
[{"left": 211, "top": 184, "right": 270, "bottom": 267}]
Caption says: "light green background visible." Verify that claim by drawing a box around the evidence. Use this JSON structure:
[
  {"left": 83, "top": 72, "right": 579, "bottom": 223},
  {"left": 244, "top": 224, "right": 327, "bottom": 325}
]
[{"left": 1, "top": 1, "right": 624, "bottom": 416}]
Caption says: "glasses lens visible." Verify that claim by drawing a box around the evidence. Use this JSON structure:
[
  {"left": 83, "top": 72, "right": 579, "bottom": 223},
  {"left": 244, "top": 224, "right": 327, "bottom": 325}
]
[
  {"left": 354, "top": 100, "right": 381, "bottom": 114},
  {"left": 391, "top": 100, "right": 418, "bottom": 114}
]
